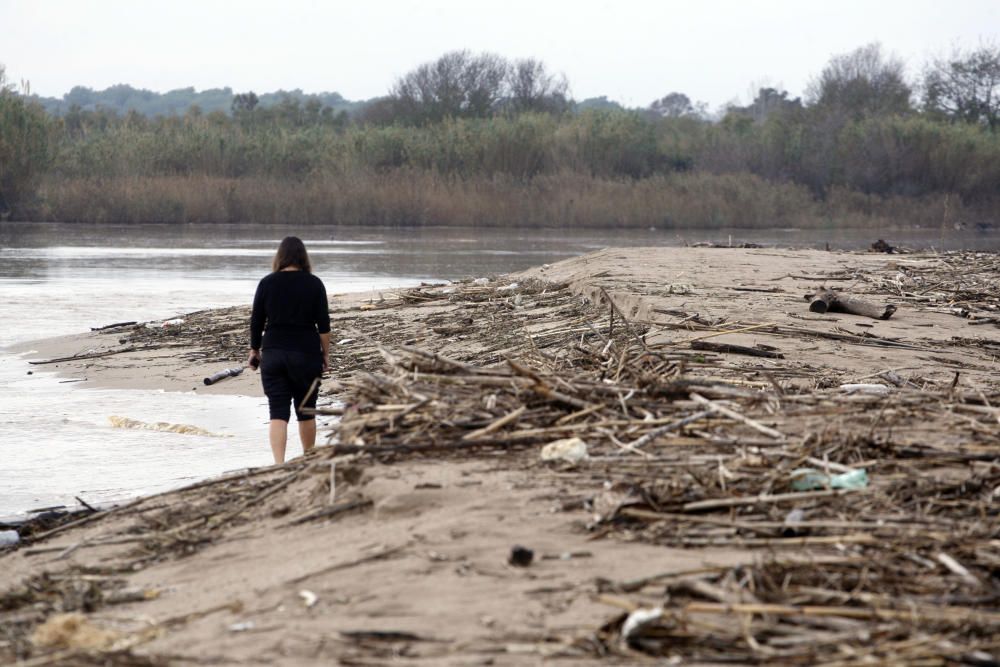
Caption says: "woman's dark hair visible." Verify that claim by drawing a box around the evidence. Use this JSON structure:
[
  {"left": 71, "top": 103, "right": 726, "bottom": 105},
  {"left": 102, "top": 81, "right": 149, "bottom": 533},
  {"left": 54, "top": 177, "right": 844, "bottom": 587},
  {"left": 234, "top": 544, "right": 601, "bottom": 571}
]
[{"left": 272, "top": 236, "right": 311, "bottom": 273}]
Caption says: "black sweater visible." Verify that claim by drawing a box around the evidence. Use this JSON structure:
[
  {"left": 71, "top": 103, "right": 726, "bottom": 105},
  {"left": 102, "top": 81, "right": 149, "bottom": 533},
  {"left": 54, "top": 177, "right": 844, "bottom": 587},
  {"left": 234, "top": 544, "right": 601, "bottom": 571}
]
[{"left": 250, "top": 271, "right": 331, "bottom": 352}]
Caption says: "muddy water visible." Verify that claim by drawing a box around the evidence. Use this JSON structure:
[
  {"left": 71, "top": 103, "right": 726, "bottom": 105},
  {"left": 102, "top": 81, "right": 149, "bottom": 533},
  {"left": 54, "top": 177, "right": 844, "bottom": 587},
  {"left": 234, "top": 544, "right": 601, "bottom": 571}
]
[{"left": 1, "top": 222, "right": 996, "bottom": 518}]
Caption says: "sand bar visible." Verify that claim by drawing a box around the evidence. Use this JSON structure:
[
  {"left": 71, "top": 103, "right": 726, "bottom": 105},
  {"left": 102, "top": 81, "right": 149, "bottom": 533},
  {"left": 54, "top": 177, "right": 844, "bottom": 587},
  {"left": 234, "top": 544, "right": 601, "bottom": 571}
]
[{"left": 3, "top": 246, "right": 999, "bottom": 664}]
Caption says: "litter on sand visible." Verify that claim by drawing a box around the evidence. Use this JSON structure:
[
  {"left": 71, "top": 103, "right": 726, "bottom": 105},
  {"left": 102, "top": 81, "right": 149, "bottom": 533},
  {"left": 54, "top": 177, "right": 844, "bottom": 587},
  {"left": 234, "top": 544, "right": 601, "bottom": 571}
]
[
  {"left": 540, "top": 437, "right": 589, "bottom": 463},
  {"left": 790, "top": 467, "right": 869, "bottom": 491}
]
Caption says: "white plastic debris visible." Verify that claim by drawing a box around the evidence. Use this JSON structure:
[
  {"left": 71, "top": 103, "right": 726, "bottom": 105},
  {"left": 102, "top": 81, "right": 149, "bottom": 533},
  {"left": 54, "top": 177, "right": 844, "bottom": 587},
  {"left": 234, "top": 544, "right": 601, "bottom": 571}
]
[
  {"left": 147, "top": 318, "right": 185, "bottom": 328},
  {"left": 337, "top": 338, "right": 354, "bottom": 345},
  {"left": 840, "top": 383, "right": 891, "bottom": 395},
  {"left": 473, "top": 277, "right": 490, "bottom": 285},
  {"left": 783, "top": 508, "right": 805, "bottom": 526},
  {"left": 0, "top": 530, "right": 20, "bottom": 548},
  {"left": 298, "top": 590, "right": 318, "bottom": 608},
  {"left": 498, "top": 282, "right": 520, "bottom": 291},
  {"left": 621, "top": 606, "right": 664, "bottom": 643},
  {"left": 540, "top": 437, "right": 589, "bottom": 463},
  {"left": 228, "top": 621, "right": 255, "bottom": 632}
]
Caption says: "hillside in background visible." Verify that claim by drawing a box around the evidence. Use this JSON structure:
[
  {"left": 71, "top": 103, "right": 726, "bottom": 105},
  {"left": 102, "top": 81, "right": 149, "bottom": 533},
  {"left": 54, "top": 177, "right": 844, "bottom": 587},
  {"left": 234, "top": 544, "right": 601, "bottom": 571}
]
[
  {"left": 25, "top": 83, "right": 629, "bottom": 119},
  {"left": 27, "top": 84, "right": 370, "bottom": 117}
]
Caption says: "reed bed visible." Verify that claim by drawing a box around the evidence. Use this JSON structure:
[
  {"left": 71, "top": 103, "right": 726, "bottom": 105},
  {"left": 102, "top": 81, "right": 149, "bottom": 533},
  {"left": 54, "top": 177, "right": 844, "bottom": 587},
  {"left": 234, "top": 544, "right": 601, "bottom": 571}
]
[{"left": 37, "top": 170, "right": 990, "bottom": 230}]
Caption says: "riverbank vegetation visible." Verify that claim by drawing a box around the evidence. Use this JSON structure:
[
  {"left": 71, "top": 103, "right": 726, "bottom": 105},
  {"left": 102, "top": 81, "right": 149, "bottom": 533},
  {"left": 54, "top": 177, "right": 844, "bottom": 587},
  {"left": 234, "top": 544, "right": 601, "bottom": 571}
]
[{"left": 2, "top": 44, "right": 998, "bottom": 228}]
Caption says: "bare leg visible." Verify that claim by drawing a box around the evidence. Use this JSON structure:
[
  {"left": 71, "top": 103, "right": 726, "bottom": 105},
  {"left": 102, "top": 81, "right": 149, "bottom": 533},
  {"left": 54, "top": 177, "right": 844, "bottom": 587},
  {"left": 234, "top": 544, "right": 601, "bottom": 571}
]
[
  {"left": 270, "top": 419, "right": 288, "bottom": 464},
  {"left": 299, "top": 419, "right": 316, "bottom": 455}
]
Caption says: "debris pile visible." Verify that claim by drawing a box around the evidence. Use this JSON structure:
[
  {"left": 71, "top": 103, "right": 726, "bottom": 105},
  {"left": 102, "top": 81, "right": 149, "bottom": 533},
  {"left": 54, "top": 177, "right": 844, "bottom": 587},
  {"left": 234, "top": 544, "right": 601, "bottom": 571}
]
[{"left": 314, "top": 273, "right": 1000, "bottom": 663}]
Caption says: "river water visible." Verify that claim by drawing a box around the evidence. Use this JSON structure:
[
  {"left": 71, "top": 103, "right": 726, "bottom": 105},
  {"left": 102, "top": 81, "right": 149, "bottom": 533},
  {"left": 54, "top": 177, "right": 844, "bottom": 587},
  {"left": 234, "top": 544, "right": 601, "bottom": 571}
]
[{"left": 1, "top": 222, "right": 997, "bottom": 519}]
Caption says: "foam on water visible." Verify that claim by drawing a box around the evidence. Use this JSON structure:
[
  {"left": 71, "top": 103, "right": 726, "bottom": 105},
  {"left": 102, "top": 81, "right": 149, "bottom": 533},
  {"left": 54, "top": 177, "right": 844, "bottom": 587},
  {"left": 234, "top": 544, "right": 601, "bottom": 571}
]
[{"left": 0, "top": 355, "right": 274, "bottom": 517}]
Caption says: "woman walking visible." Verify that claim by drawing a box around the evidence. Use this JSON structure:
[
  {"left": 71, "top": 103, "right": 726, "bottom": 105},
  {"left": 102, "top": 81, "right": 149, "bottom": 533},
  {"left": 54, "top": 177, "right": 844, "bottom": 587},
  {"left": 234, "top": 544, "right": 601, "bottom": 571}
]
[{"left": 249, "top": 236, "right": 331, "bottom": 463}]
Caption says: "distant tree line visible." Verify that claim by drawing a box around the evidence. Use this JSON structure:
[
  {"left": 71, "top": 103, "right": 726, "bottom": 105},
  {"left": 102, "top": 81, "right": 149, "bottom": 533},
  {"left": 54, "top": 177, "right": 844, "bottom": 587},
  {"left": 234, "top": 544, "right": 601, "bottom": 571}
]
[
  {"left": 0, "top": 43, "right": 997, "bottom": 228},
  {"left": 28, "top": 85, "right": 367, "bottom": 119}
]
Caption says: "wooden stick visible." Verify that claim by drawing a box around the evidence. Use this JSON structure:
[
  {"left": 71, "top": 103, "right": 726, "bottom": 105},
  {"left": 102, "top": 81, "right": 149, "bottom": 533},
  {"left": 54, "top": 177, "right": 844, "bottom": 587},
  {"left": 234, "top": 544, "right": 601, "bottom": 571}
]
[
  {"left": 598, "top": 287, "right": 652, "bottom": 354},
  {"left": 595, "top": 596, "right": 1000, "bottom": 625},
  {"left": 624, "top": 410, "right": 713, "bottom": 450},
  {"left": 74, "top": 496, "right": 98, "bottom": 513},
  {"left": 691, "top": 340, "right": 784, "bottom": 359},
  {"left": 286, "top": 543, "right": 409, "bottom": 584},
  {"left": 613, "top": 557, "right": 865, "bottom": 593},
  {"left": 508, "top": 360, "right": 591, "bottom": 409},
  {"left": 20, "top": 534, "right": 147, "bottom": 556},
  {"left": 666, "top": 322, "right": 777, "bottom": 346},
  {"left": 682, "top": 488, "right": 864, "bottom": 512},
  {"left": 555, "top": 404, "right": 604, "bottom": 425},
  {"left": 90, "top": 320, "right": 137, "bottom": 331},
  {"left": 680, "top": 601, "right": 1000, "bottom": 625},
  {"left": 936, "top": 552, "right": 980, "bottom": 586},
  {"left": 287, "top": 498, "right": 372, "bottom": 526},
  {"left": 29, "top": 346, "right": 138, "bottom": 365},
  {"left": 690, "top": 392, "right": 784, "bottom": 440},
  {"left": 669, "top": 533, "right": 876, "bottom": 548},
  {"left": 461, "top": 405, "right": 526, "bottom": 440}
]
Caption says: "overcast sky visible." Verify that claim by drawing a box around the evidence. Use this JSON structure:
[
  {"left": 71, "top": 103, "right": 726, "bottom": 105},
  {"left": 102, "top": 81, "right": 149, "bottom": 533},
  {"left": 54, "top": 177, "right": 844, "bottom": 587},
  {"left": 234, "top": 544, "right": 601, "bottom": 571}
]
[{"left": 1, "top": 0, "right": 997, "bottom": 109}]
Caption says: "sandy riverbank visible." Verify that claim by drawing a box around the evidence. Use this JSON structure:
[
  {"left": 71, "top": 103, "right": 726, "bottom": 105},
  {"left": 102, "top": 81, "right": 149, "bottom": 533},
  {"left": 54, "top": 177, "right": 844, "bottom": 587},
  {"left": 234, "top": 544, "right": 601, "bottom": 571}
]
[
  {"left": 3, "top": 246, "right": 999, "bottom": 665},
  {"left": 17, "top": 246, "right": 1000, "bottom": 395}
]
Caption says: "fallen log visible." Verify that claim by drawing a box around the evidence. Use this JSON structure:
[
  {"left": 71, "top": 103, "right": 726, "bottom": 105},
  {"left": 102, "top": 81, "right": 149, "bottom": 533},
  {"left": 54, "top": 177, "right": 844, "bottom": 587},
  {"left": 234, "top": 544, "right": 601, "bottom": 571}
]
[{"left": 807, "top": 290, "right": 896, "bottom": 320}]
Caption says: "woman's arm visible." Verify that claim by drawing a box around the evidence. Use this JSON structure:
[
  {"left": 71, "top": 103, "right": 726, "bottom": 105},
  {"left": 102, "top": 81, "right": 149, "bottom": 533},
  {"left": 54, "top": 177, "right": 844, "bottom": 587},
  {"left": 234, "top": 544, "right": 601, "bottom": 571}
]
[
  {"left": 249, "top": 278, "right": 268, "bottom": 368},
  {"left": 315, "top": 278, "right": 331, "bottom": 373},
  {"left": 319, "top": 332, "right": 330, "bottom": 373}
]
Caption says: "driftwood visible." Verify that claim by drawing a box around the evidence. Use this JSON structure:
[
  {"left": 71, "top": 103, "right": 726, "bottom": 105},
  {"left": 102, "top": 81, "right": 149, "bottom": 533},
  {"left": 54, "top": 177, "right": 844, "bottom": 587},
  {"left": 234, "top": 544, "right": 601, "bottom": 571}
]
[
  {"left": 690, "top": 340, "right": 783, "bottom": 359},
  {"left": 90, "top": 321, "right": 137, "bottom": 331},
  {"left": 29, "top": 347, "right": 138, "bottom": 365},
  {"left": 807, "top": 289, "right": 897, "bottom": 319},
  {"left": 870, "top": 239, "right": 896, "bottom": 253},
  {"left": 202, "top": 366, "right": 244, "bottom": 385}
]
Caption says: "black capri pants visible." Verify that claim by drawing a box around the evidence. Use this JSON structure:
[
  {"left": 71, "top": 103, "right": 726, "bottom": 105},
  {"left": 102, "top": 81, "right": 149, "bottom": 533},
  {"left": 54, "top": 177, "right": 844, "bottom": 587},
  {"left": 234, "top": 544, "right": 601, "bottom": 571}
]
[{"left": 260, "top": 348, "right": 322, "bottom": 422}]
